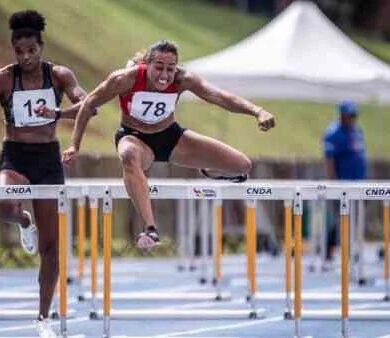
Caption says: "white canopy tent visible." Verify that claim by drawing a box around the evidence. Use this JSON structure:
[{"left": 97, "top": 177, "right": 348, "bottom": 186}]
[{"left": 185, "top": 1, "right": 390, "bottom": 103}]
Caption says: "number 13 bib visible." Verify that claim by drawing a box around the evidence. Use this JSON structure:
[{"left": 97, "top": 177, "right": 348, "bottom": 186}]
[
  {"left": 129, "top": 91, "right": 178, "bottom": 124},
  {"left": 12, "top": 88, "right": 56, "bottom": 127}
]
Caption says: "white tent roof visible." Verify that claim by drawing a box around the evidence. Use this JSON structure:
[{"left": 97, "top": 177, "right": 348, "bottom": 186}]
[{"left": 185, "top": 1, "right": 390, "bottom": 103}]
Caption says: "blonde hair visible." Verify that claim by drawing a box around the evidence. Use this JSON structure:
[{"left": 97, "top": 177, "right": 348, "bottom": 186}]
[{"left": 126, "top": 49, "right": 147, "bottom": 68}]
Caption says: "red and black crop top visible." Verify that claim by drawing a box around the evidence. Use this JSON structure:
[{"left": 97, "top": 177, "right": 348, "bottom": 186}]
[{"left": 119, "top": 64, "right": 179, "bottom": 125}]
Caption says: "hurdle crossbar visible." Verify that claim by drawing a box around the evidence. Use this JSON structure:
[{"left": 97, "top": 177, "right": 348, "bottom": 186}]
[
  {"left": 1, "top": 180, "right": 390, "bottom": 338},
  {"left": 98, "top": 308, "right": 266, "bottom": 320}
]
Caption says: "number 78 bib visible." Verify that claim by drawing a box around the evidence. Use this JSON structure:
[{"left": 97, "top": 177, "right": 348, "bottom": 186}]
[{"left": 129, "top": 91, "right": 178, "bottom": 124}]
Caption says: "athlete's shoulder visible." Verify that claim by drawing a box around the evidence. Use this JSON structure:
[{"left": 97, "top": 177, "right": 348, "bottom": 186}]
[
  {"left": 175, "top": 67, "right": 199, "bottom": 89},
  {"left": 50, "top": 63, "right": 78, "bottom": 86},
  {"left": 0, "top": 64, "right": 14, "bottom": 78},
  {"left": 103, "top": 67, "right": 138, "bottom": 96},
  {"left": 108, "top": 66, "right": 137, "bottom": 85},
  {"left": 0, "top": 64, "right": 14, "bottom": 93}
]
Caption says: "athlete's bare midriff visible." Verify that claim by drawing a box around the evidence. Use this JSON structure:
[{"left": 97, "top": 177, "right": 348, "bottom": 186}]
[
  {"left": 4, "top": 124, "right": 57, "bottom": 143},
  {"left": 121, "top": 106, "right": 176, "bottom": 133}
]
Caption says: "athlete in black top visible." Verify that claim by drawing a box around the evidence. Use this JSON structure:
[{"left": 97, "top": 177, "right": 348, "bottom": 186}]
[{"left": 0, "top": 10, "right": 87, "bottom": 335}]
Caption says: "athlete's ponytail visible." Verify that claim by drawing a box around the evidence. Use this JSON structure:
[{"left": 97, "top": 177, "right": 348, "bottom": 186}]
[{"left": 126, "top": 50, "right": 147, "bottom": 68}]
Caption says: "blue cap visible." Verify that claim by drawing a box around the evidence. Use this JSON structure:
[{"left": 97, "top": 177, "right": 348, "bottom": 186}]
[{"left": 338, "top": 100, "right": 358, "bottom": 116}]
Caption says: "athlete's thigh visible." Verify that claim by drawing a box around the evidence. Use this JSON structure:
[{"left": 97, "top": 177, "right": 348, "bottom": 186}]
[
  {"left": 117, "top": 135, "right": 154, "bottom": 171},
  {"left": 170, "top": 129, "right": 249, "bottom": 172},
  {"left": 0, "top": 170, "right": 30, "bottom": 213},
  {"left": 0, "top": 169, "right": 30, "bottom": 185}
]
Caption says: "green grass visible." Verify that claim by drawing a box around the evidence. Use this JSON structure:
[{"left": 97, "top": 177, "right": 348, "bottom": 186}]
[
  {"left": 352, "top": 33, "right": 390, "bottom": 65},
  {"left": 176, "top": 99, "right": 390, "bottom": 159},
  {"left": 1, "top": 1, "right": 390, "bottom": 159}
]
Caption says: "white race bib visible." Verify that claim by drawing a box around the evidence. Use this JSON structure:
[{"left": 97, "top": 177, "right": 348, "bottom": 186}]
[
  {"left": 12, "top": 88, "right": 56, "bottom": 127},
  {"left": 129, "top": 91, "right": 178, "bottom": 124}
]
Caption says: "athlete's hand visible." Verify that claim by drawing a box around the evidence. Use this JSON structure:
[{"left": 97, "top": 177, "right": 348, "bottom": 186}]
[
  {"left": 34, "top": 105, "right": 56, "bottom": 119},
  {"left": 136, "top": 226, "right": 160, "bottom": 250},
  {"left": 62, "top": 145, "right": 79, "bottom": 165},
  {"left": 256, "top": 108, "right": 275, "bottom": 132}
]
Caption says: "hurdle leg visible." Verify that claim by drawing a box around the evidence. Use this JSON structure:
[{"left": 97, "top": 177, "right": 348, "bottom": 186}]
[
  {"left": 357, "top": 200, "right": 366, "bottom": 285},
  {"left": 213, "top": 199, "right": 223, "bottom": 299},
  {"left": 246, "top": 199, "right": 257, "bottom": 317},
  {"left": 320, "top": 199, "right": 327, "bottom": 270},
  {"left": 188, "top": 199, "right": 196, "bottom": 271},
  {"left": 176, "top": 199, "right": 187, "bottom": 271},
  {"left": 293, "top": 191, "right": 303, "bottom": 338},
  {"left": 102, "top": 188, "right": 112, "bottom": 338},
  {"left": 307, "top": 200, "right": 318, "bottom": 272},
  {"left": 58, "top": 188, "right": 68, "bottom": 337},
  {"left": 340, "top": 193, "right": 350, "bottom": 338},
  {"left": 199, "top": 200, "right": 209, "bottom": 284},
  {"left": 89, "top": 198, "right": 99, "bottom": 319},
  {"left": 77, "top": 197, "right": 86, "bottom": 301},
  {"left": 284, "top": 200, "right": 293, "bottom": 319},
  {"left": 349, "top": 200, "right": 357, "bottom": 283},
  {"left": 383, "top": 200, "right": 390, "bottom": 301}
]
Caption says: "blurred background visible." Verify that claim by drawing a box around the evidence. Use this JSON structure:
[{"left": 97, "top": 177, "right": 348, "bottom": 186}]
[{"left": 1, "top": 0, "right": 390, "bottom": 261}]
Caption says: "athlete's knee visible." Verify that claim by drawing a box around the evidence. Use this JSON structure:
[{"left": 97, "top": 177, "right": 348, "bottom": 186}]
[
  {"left": 0, "top": 200, "right": 21, "bottom": 219},
  {"left": 119, "top": 144, "right": 142, "bottom": 168},
  {"left": 238, "top": 155, "right": 252, "bottom": 174}
]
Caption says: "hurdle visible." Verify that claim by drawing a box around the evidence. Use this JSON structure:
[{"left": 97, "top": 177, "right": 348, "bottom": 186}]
[
  {"left": 74, "top": 181, "right": 275, "bottom": 338},
  {"left": 0, "top": 185, "right": 79, "bottom": 325},
  {"left": 8, "top": 179, "right": 381, "bottom": 338},
  {"left": 199, "top": 199, "right": 211, "bottom": 284},
  {"left": 76, "top": 196, "right": 86, "bottom": 301},
  {"left": 88, "top": 197, "right": 99, "bottom": 319},
  {"left": 292, "top": 184, "right": 390, "bottom": 338},
  {"left": 383, "top": 199, "right": 390, "bottom": 301},
  {"left": 80, "top": 181, "right": 232, "bottom": 306},
  {"left": 254, "top": 183, "right": 390, "bottom": 314}
]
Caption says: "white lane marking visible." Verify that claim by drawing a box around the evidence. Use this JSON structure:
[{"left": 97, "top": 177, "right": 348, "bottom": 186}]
[
  {"left": 154, "top": 317, "right": 284, "bottom": 337},
  {"left": 112, "top": 337, "right": 243, "bottom": 338},
  {"left": 0, "top": 336, "right": 85, "bottom": 338},
  {"left": 0, "top": 316, "right": 88, "bottom": 333},
  {"left": 151, "top": 315, "right": 284, "bottom": 338},
  {"left": 0, "top": 296, "right": 79, "bottom": 310}
]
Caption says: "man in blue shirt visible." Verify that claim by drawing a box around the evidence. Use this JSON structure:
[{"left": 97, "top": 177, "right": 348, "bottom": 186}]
[{"left": 322, "top": 100, "right": 367, "bottom": 261}]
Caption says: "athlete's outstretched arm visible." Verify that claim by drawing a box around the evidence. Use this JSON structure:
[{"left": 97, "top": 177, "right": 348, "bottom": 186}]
[
  {"left": 182, "top": 71, "right": 275, "bottom": 131},
  {"left": 62, "top": 69, "right": 134, "bottom": 163}
]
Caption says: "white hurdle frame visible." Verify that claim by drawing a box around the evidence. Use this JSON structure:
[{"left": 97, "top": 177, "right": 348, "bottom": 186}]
[
  {"left": 70, "top": 180, "right": 390, "bottom": 338},
  {"left": 83, "top": 180, "right": 282, "bottom": 338},
  {"left": 1, "top": 180, "right": 389, "bottom": 338},
  {"left": 0, "top": 185, "right": 81, "bottom": 328},
  {"left": 294, "top": 183, "right": 390, "bottom": 338}
]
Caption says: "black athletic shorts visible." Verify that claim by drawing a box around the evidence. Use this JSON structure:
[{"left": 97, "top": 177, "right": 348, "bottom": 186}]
[
  {"left": 114, "top": 122, "right": 186, "bottom": 162},
  {"left": 0, "top": 141, "right": 65, "bottom": 184}
]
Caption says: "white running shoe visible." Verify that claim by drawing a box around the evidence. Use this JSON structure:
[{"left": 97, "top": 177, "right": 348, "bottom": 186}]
[
  {"left": 35, "top": 317, "right": 58, "bottom": 338},
  {"left": 17, "top": 210, "right": 38, "bottom": 255}
]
